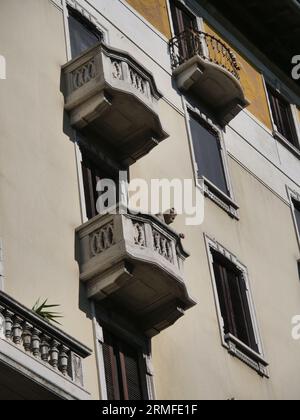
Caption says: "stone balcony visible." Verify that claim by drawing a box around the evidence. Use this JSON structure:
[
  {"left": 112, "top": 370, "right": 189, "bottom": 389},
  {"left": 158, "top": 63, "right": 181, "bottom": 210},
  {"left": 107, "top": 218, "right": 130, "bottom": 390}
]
[
  {"left": 76, "top": 210, "right": 196, "bottom": 338},
  {"left": 0, "top": 291, "right": 91, "bottom": 400},
  {"left": 62, "top": 42, "right": 168, "bottom": 167},
  {"left": 169, "top": 29, "right": 249, "bottom": 126}
]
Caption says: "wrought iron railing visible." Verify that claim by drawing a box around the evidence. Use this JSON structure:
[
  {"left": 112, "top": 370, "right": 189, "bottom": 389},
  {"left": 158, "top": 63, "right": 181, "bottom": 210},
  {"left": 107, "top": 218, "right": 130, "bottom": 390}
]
[{"left": 169, "top": 29, "right": 241, "bottom": 80}]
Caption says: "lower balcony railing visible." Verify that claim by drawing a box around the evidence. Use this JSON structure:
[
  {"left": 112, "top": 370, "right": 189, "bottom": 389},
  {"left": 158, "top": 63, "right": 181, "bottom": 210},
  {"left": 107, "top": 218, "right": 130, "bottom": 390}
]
[{"left": 0, "top": 291, "right": 91, "bottom": 400}]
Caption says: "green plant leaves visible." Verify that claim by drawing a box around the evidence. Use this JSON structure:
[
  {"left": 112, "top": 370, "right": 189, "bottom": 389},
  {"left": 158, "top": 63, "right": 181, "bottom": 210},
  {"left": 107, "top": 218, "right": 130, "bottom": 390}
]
[{"left": 32, "top": 299, "right": 63, "bottom": 325}]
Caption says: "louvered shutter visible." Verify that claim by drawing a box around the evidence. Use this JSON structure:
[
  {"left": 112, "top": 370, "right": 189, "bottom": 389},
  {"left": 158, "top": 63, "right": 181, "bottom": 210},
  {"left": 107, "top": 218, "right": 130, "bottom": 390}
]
[
  {"left": 124, "top": 349, "right": 144, "bottom": 400},
  {"left": 102, "top": 335, "right": 121, "bottom": 400}
]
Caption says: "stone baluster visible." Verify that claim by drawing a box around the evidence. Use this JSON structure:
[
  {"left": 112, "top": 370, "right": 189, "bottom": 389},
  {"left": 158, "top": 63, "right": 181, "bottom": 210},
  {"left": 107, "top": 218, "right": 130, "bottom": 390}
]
[
  {"left": 0, "top": 305, "right": 5, "bottom": 338},
  {"left": 50, "top": 340, "right": 60, "bottom": 369},
  {"left": 12, "top": 316, "right": 23, "bottom": 346},
  {"left": 59, "top": 345, "right": 70, "bottom": 376},
  {"left": 22, "top": 322, "right": 33, "bottom": 352},
  {"left": 4, "top": 310, "right": 14, "bottom": 340},
  {"left": 31, "top": 328, "right": 41, "bottom": 358},
  {"left": 40, "top": 335, "right": 51, "bottom": 364}
]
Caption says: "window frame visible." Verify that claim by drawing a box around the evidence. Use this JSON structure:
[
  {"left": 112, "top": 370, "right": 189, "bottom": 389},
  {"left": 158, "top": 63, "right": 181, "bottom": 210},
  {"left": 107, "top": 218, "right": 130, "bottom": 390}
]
[
  {"left": 94, "top": 315, "right": 155, "bottom": 401},
  {"left": 185, "top": 101, "right": 239, "bottom": 219},
  {"left": 65, "top": 1, "right": 108, "bottom": 48},
  {"left": 168, "top": 0, "right": 203, "bottom": 38},
  {"left": 264, "top": 81, "right": 300, "bottom": 156},
  {"left": 101, "top": 330, "right": 149, "bottom": 401},
  {"left": 205, "top": 235, "right": 268, "bottom": 377},
  {"left": 68, "top": 5, "right": 104, "bottom": 59},
  {"left": 287, "top": 187, "right": 300, "bottom": 251}
]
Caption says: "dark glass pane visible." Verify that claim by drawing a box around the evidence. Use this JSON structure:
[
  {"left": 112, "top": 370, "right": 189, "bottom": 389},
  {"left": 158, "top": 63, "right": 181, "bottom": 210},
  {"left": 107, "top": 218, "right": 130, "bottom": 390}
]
[
  {"left": 170, "top": 1, "right": 196, "bottom": 34},
  {"left": 213, "top": 262, "right": 231, "bottom": 335},
  {"left": 227, "top": 270, "right": 258, "bottom": 352},
  {"left": 81, "top": 147, "right": 119, "bottom": 220},
  {"left": 69, "top": 11, "right": 102, "bottom": 58},
  {"left": 293, "top": 200, "right": 300, "bottom": 237},
  {"left": 267, "top": 87, "right": 298, "bottom": 147},
  {"left": 189, "top": 116, "right": 229, "bottom": 195}
]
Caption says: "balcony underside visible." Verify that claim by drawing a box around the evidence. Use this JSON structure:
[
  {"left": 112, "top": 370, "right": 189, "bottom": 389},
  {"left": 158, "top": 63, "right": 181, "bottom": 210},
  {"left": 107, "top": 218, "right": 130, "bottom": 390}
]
[
  {"left": 0, "top": 362, "right": 60, "bottom": 400},
  {"left": 174, "top": 55, "right": 249, "bottom": 125},
  {"left": 0, "top": 337, "right": 90, "bottom": 400},
  {"left": 85, "top": 258, "right": 195, "bottom": 337},
  {"left": 69, "top": 89, "right": 168, "bottom": 167}
]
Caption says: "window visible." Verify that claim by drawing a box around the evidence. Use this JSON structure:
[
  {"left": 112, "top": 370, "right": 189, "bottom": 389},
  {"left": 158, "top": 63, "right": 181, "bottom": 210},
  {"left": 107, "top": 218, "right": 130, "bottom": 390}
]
[
  {"left": 80, "top": 148, "right": 119, "bottom": 220},
  {"left": 68, "top": 8, "right": 102, "bottom": 59},
  {"left": 212, "top": 251, "right": 258, "bottom": 353},
  {"left": 102, "top": 330, "right": 148, "bottom": 401},
  {"left": 189, "top": 113, "right": 229, "bottom": 196},
  {"left": 170, "top": 0, "right": 197, "bottom": 35},
  {"left": 288, "top": 188, "right": 300, "bottom": 248},
  {"left": 170, "top": 1, "right": 198, "bottom": 63},
  {"left": 206, "top": 237, "right": 268, "bottom": 376},
  {"left": 292, "top": 199, "right": 300, "bottom": 239},
  {"left": 267, "top": 86, "right": 299, "bottom": 148}
]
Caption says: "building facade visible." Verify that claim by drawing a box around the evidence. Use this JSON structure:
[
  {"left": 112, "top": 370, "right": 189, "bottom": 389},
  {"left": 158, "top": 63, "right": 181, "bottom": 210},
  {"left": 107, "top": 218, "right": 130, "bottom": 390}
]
[{"left": 0, "top": 0, "right": 300, "bottom": 400}]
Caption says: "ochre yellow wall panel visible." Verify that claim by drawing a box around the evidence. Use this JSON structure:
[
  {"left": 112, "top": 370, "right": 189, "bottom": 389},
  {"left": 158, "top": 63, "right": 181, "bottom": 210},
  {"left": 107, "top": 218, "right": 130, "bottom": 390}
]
[
  {"left": 126, "top": 0, "right": 171, "bottom": 38},
  {"left": 204, "top": 23, "right": 273, "bottom": 130}
]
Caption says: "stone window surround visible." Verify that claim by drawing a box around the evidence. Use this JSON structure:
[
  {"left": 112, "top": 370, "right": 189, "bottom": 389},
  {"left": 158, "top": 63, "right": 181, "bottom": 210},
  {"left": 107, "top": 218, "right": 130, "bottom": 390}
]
[
  {"left": 263, "top": 78, "right": 300, "bottom": 159},
  {"left": 91, "top": 302, "right": 156, "bottom": 401},
  {"left": 287, "top": 186, "right": 300, "bottom": 251},
  {"left": 64, "top": 0, "right": 109, "bottom": 43},
  {"left": 184, "top": 100, "right": 240, "bottom": 220},
  {"left": 204, "top": 234, "right": 269, "bottom": 377}
]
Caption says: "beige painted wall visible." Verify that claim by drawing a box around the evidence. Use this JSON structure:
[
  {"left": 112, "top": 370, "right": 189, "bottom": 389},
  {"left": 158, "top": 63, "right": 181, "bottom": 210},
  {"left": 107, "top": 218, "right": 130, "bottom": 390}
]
[
  {"left": 131, "top": 99, "right": 300, "bottom": 400},
  {"left": 203, "top": 22, "right": 273, "bottom": 131},
  {"left": 1, "top": 0, "right": 300, "bottom": 401},
  {"left": 126, "top": 0, "right": 171, "bottom": 38},
  {"left": 0, "top": 0, "right": 99, "bottom": 399}
]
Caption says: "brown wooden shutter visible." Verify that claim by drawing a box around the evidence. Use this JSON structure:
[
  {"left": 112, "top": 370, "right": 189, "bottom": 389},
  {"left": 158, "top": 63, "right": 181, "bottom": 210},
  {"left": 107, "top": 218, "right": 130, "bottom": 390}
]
[
  {"left": 102, "top": 330, "right": 148, "bottom": 400},
  {"left": 102, "top": 340, "right": 121, "bottom": 400},
  {"left": 212, "top": 251, "right": 259, "bottom": 352},
  {"left": 170, "top": 1, "right": 197, "bottom": 34},
  {"left": 124, "top": 349, "right": 144, "bottom": 400},
  {"left": 267, "top": 86, "right": 298, "bottom": 147}
]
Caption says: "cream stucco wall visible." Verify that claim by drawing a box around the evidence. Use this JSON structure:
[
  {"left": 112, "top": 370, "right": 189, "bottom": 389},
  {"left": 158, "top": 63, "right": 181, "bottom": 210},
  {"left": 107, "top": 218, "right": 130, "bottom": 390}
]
[
  {"left": 0, "top": 0, "right": 300, "bottom": 401},
  {"left": 0, "top": 0, "right": 99, "bottom": 399},
  {"left": 131, "top": 99, "right": 300, "bottom": 400}
]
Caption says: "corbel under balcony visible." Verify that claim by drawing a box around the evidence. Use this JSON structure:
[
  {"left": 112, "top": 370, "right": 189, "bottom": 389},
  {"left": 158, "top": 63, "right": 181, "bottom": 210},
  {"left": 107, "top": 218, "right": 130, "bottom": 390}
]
[
  {"left": 169, "top": 30, "right": 249, "bottom": 126},
  {"left": 76, "top": 210, "right": 196, "bottom": 338},
  {"left": 0, "top": 291, "right": 91, "bottom": 400},
  {"left": 62, "top": 42, "right": 169, "bottom": 167}
]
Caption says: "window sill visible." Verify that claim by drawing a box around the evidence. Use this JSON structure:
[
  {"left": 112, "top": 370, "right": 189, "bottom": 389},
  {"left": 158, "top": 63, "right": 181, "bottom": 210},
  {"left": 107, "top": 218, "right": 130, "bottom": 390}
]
[
  {"left": 224, "top": 333, "right": 269, "bottom": 378},
  {"left": 201, "top": 177, "right": 239, "bottom": 220},
  {"left": 273, "top": 130, "right": 300, "bottom": 159}
]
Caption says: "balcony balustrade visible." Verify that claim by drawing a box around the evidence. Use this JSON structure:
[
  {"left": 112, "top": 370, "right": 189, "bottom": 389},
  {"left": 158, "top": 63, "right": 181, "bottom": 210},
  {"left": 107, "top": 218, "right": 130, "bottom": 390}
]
[
  {"left": 62, "top": 42, "right": 168, "bottom": 166},
  {"left": 76, "top": 209, "right": 196, "bottom": 338},
  {"left": 0, "top": 291, "right": 91, "bottom": 400},
  {"left": 169, "top": 29, "right": 249, "bottom": 125}
]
